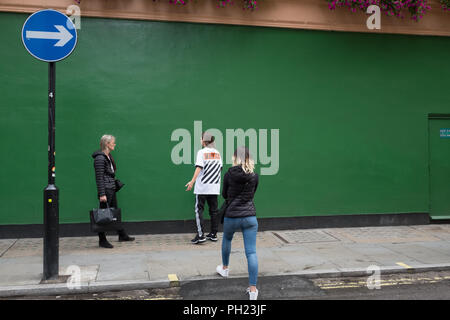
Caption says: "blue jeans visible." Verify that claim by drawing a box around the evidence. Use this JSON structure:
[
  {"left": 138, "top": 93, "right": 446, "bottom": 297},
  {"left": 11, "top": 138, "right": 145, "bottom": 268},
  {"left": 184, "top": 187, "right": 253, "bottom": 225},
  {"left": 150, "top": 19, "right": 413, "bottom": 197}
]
[{"left": 222, "top": 216, "right": 258, "bottom": 286}]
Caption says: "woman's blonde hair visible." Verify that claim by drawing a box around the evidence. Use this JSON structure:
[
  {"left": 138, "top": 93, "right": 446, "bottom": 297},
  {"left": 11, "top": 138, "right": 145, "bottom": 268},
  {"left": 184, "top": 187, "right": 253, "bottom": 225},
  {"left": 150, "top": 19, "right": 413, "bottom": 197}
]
[
  {"left": 232, "top": 146, "right": 255, "bottom": 174},
  {"left": 100, "top": 134, "right": 115, "bottom": 152}
]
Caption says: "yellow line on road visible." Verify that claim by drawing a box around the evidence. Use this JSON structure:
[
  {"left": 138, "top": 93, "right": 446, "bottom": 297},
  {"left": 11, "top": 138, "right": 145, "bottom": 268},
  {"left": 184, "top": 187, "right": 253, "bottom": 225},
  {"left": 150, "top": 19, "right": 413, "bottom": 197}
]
[
  {"left": 396, "top": 262, "right": 413, "bottom": 269},
  {"left": 320, "top": 285, "right": 361, "bottom": 290},
  {"left": 317, "top": 275, "right": 450, "bottom": 290},
  {"left": 168, "top": 274, "right": 179, "bottom": 287}
]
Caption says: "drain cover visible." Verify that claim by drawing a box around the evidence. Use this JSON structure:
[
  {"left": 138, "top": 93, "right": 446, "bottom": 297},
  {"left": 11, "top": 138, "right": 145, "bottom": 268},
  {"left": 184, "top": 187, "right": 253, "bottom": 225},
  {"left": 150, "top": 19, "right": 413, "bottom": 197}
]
[{"left": 273, "top": 230, "right": 340, "bottom": 244}]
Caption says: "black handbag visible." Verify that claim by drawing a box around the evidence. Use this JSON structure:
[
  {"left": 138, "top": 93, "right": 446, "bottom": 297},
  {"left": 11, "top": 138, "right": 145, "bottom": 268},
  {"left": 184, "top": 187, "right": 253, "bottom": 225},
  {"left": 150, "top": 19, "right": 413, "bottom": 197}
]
[
  {"left": 93, "top": 204, "right": 116, "bottom": 225},
  {"left": 219, "top": 181, "right": 249, "bottom": 224},
  {"left": 89, "top": 204, "right": 122, "bottom": 233}
]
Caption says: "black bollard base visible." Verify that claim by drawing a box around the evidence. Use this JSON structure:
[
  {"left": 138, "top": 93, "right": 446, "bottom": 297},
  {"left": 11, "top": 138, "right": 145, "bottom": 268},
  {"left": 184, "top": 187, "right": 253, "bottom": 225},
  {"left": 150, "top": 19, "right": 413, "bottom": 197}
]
[{"left": 43, "top": 184, "right": 59, "bottom": 281}]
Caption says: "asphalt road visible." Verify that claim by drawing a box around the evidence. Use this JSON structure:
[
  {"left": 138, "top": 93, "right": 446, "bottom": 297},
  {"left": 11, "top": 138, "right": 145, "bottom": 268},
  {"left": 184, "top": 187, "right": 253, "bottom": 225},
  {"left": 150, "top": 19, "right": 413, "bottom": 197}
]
[{"left": 3, "top": 270, "right": 450, "bottom": 300}]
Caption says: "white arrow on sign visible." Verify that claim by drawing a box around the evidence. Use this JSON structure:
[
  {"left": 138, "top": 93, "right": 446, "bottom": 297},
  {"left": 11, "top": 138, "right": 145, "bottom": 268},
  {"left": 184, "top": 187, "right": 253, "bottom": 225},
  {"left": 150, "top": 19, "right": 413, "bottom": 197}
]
[{"left": 26, "top": 25, "right": 73, "bottom": 47}]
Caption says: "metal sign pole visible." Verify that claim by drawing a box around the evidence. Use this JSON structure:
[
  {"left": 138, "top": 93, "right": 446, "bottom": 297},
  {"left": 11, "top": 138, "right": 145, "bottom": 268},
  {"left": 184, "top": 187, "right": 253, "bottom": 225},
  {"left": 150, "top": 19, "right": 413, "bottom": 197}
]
[
  {"left": 43, "top": 61, "right": 59, "bottom": 280},
  {"left": 21, "top": 9, "right": 77, "bottom": 281}
]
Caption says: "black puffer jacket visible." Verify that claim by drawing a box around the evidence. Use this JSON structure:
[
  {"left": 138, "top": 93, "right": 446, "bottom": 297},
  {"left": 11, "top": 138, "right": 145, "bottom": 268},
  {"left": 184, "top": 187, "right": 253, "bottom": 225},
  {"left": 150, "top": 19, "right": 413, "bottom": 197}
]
[
  {"left": 92, "top": 151, "right": 116, "bottom": 197},
  {"left": 222, "top": 166, "right": 259, "bottom": 218}
]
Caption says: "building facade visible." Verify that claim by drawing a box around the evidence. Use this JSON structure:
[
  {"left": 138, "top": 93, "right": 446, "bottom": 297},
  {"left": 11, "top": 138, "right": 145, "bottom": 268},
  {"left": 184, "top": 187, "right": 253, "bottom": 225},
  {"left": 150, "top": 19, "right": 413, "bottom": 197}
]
[{"left": 0, "top": 0, "right": 449, "bottom": 237}]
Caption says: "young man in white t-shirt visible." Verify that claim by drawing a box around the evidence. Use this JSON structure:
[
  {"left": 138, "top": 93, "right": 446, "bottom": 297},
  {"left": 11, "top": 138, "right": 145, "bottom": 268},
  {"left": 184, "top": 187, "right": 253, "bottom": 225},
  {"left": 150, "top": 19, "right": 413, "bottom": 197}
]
[{"left": 185, "top": 132, "right": 223, "bottom": 244}]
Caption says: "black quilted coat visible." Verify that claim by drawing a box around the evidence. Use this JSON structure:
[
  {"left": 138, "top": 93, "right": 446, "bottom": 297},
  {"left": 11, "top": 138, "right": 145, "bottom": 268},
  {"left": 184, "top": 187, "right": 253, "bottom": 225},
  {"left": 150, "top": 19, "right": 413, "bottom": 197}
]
[
  {"left": 92, "top": 150, "right": 116, "bottom": 197},
  {"left": 222, "top": 165, "right": 259, "bottom": 218}
]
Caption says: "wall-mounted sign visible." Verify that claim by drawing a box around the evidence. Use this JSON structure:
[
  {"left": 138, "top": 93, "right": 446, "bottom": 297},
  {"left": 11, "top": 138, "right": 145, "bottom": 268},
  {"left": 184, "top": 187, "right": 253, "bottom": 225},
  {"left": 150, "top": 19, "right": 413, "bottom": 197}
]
[{"left": 439, "top": 129, "right": 450, "bottom": 138}]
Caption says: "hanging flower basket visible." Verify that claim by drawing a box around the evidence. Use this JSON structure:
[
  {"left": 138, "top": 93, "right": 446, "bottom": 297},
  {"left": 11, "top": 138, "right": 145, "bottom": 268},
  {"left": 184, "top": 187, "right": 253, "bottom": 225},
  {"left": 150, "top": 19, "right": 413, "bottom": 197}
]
[
  {"left": 326, "top": 0, "right": 449, "bottom": 21},
  {"left": 75, "top": 0, "right": 258, "bottom": 10},
  {"left": 165, "top": 0, "right": 258, "bottom": 10},
  {"left": 441, "top": 0, "right": 450, "bottom": 11}
]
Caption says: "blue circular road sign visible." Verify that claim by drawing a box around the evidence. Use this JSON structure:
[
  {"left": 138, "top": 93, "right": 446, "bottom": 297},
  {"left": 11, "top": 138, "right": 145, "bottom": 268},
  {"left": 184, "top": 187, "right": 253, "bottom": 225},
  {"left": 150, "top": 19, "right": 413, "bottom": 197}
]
[{"left": 22, "top": 9, "right": 77, "bottom": 62}]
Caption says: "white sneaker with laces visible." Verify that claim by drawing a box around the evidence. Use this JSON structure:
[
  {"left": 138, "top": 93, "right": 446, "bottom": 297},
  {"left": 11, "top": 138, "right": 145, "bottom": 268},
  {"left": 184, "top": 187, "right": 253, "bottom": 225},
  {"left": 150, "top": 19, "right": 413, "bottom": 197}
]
[
  {"left": 246, "top": 287, "right": 258, "bottom": 300},
  {"left": 216, "top": 265, "right": 229, "bottom": 278}
]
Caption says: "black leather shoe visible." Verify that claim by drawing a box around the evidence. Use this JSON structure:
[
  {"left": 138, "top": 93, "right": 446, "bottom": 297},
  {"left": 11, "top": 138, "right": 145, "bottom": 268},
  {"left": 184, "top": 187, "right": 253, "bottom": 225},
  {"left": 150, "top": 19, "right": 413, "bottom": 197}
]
[
  {"left": 118, "top": 235, "right": 135, "bottom": 242},
  {"left": 99, "top": 240, "right": 114, "bottom": 248}
]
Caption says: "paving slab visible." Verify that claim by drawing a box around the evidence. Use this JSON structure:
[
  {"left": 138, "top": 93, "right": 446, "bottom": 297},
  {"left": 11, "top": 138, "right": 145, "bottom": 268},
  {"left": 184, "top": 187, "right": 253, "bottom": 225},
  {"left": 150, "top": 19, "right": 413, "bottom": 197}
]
[
  {"left": 257, "top": 249, "right": 298, "bottom": 275},
  {"left": 380, "top": 243, "right": 450, "bottom": 265},
  {"left": 147, "top": 250, "right": 203, "bottom": 280},
  {"left": 266, "top": 245, "right": 338, "bottom": 273},
  {"left": 95, "top": 255, "right": 150, "bottom": 282},
  {"left": 415, "top": 241, "right": 450, "bottom": 258},
  {"left": 342, "top": 243, "right": 424, "bottom": 267},
  {"left": 410, "top": 225, "right": 450, "bottom": 241},
  {"left": 2, "top": 238, "right": 42, "bottom": 258},
  {"left": 0, "top": 256, "right": 44, "bottom": 286},
  {"left": 59, "top": 265, "right": 99, "bottom": 283},
  {"left": 325, "top": 226, "right": 440, "bottom": 244},
  {"left": 0, "top": 239, "right": 17, "bottom": 257},
  {"left": 301, "top": 242, "right": 379, "bottom": 269}
]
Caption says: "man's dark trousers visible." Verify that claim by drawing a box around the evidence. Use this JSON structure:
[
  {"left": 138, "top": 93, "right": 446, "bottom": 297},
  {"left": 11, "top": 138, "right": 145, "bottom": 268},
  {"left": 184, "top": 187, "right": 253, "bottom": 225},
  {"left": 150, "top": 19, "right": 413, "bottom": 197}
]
[{"left": 195, "top": 195, "right": 219, "bottom": 236}]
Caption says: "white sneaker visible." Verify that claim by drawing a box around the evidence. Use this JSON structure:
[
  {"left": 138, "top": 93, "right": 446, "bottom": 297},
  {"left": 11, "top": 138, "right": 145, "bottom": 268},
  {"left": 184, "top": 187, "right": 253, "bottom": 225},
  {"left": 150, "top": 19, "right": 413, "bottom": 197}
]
[
  {"left": 216, "top": 265, "right": 229, "bottom": 278},
  {"left": 246, "top": 288, "right": 258, "bottom": 300}
]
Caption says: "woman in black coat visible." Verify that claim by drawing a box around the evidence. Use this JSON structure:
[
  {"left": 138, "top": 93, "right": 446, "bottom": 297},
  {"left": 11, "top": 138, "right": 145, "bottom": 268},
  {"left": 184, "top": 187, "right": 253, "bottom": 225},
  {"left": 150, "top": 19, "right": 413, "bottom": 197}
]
[
  {"left": 216, "top": 146, "right": 260, "bottom": 300},
  {"left": 92, "top": 134, "right": 134, "bottom": 248}
]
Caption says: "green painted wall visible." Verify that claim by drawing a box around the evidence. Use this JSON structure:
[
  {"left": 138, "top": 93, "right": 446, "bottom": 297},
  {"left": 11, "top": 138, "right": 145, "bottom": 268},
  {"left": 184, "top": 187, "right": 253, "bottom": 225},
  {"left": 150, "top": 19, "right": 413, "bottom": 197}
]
[{"left": 1, "top": 12, "right": 449, "bottom": 225}]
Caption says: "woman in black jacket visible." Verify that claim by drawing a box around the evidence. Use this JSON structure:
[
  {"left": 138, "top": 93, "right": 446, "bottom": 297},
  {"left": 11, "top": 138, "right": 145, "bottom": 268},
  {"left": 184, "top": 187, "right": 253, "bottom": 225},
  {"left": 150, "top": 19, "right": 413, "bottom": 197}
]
[
  {"left": 216, "top": 146, "right": 259, "bottom": 300},
  {"left": 92, "top": 134, "right": 134, "bottom": 248}
]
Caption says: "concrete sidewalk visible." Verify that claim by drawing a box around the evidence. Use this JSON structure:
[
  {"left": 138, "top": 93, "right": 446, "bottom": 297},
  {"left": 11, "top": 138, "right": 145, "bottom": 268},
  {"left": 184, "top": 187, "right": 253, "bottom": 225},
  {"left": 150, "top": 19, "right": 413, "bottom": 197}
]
[{"left": 1, "top": 224, "right": 450, "bottom": 298}]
